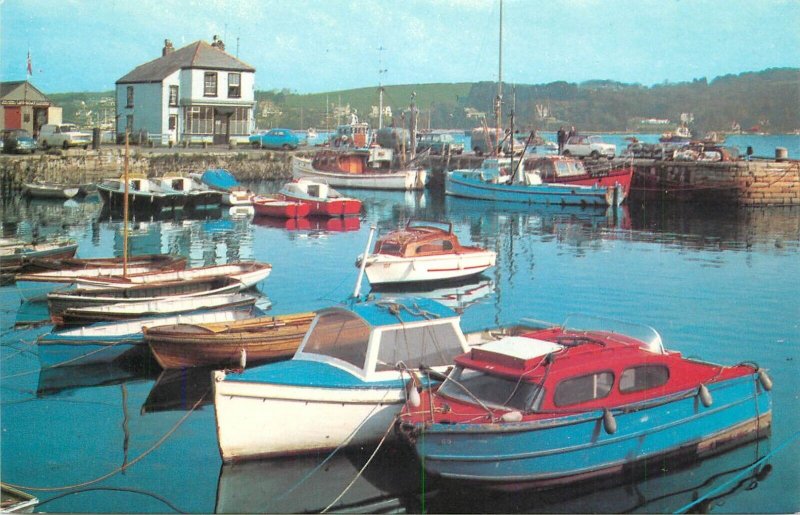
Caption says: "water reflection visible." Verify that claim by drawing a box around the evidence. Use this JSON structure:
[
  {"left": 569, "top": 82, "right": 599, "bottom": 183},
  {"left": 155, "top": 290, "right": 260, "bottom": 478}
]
[
  {"left": 252, "top": 215, "right": 361, "bottom": 233},
  {"left": 371, "top": 275, "right": 495, "bottom": 314},
  {"left": 141, "top": 366, "right": 215, "bottom": 415}
]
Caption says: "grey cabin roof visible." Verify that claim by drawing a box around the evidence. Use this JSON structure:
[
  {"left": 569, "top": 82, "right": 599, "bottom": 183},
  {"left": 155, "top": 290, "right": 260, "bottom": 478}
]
[{"left": 116, "top": 41, "right": 255, "bottom": 84}]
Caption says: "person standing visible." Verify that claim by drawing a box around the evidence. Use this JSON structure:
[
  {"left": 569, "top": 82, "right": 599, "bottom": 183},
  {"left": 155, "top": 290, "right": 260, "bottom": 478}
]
[{"left": 557, "top": 126, "right": 566, "bottom": 154}]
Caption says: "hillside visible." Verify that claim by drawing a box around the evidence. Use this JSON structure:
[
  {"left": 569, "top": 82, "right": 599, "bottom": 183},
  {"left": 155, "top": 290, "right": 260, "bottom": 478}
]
[{"left": 48, "top": 68, "right": 799, "bottom": 134}]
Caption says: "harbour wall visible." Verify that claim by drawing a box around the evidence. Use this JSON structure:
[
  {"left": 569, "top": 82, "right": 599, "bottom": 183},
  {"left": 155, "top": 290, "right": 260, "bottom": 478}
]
[{"left": 1, "top": 148, "right": 798, "bottom": 206}]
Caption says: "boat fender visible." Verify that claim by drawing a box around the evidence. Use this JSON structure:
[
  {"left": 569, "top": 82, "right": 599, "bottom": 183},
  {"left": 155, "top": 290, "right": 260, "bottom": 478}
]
[
  {"left": 407, "top": 382, "right": 421, "bottom": 408},
  {"left": 758, "top": 369, "right": 773, "bottom": 391},
  {"left": 602, "top": 408, "right": 617, "bottom": 434},
  {"left": 698, "top": 384, "right": 713, "bottom": 407},
  {"left": 239, "top": 348, "right": 247, "bottom": 369},
  {"left": 501, "top": 411, "right": 522, "bottom": 423}
]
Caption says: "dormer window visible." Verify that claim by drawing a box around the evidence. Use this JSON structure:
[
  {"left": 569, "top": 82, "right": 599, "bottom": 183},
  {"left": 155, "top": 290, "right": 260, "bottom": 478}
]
[
  {"left": 228, "top": 73, "right": 241, "bottom": 98},
  {"left": 204, "top": 72, "right": 218, "bottom": 97}
]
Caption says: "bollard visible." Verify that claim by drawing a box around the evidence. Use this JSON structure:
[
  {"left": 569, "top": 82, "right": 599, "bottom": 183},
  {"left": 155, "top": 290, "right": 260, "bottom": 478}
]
[{"left": 775, "top": 147, "right": 788, "bottom": 162}]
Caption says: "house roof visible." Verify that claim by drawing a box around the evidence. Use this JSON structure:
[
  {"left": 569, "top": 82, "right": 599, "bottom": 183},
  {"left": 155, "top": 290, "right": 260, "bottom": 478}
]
[
  {"left": 0, "top": 81, "right": 50, "bottom": 101},
  {"left": 116, "top": 41, "right": 255, "bottom": 84}
]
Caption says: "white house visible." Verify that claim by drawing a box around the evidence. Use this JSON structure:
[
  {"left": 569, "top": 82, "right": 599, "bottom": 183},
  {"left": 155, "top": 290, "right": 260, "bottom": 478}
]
[{"left": 116, "top": 38, "right": 255, "bottom": 146}]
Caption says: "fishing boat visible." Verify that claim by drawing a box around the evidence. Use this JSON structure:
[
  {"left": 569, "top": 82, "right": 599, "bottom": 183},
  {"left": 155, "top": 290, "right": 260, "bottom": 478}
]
[
  {"left": 0, "top": 238, "right": 78, "bottom": 281},
  {"left": 144, "top": 311, "right": 315, "bottom": 369},
  {"left": 212, "top": 296, "right": 544, "bottom": 461},
  {"left": 252, "top": 195, "right": 310, "bottom": 219},
  {"left": 396, "top": 315, "right": 773, "bottom": 487},
  {"left": 355, "top": 220, "right": 496, "bottom": 285},
  {"left": 292, "top": 148, "right": 428, "bottom": 190},
  {"left": 445, "top": 157, "right": 625, "bottom": 207},
  {"left": 1, "top": 483, "right": 39, "bottom": 513},
  {"left": 22, "top": 182, "right": 80, "bottom": 200},
  {"left": 97, "top": 175, "right": 189, "bottom": 212},
  {"left": 153, "top": 175, "right": 223, "bottom": 209},
  {"left": 58, "top": 292, "right": 259, "bottom": 327},
  {"left": 47, "top": 275, "right": 244, "bottom": 323},
  {"left": 14, "top": 255, "right": 188, "bottom": 301},
  {"left": 525, "top": 155, "right": 634, "bottom": 203},
  {"left": 69, "top": 261, "right": 271, "bottom": 291},
  {"left": 277, "top": 179, "right": 362, "bottom": 217},
  {"left": 37, "top": 306, "right": 265, "bottom": 368}
]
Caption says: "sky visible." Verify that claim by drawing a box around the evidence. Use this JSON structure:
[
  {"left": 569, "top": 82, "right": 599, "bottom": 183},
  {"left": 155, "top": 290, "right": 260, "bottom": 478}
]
[{"left": 2, "top": 0, "right": 799, "bottom": 94}]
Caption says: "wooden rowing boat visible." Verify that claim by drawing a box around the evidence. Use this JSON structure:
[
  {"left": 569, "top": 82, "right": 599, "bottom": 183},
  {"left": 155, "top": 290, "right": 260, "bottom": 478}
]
[
  {"left": 1, "top": 483, "right": 38, "bottom": 513},
  {"left": 144, "top": 311, "right": 315, "bottom": 369},
  {"left": 17, "top": 253, "right": 185, "bottom": 275}
]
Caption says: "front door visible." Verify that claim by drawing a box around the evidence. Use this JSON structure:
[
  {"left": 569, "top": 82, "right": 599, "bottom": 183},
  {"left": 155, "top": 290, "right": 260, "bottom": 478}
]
[
  {"left": 4, "top": 107, "right": 21, "bottom": 129},
  {"left": 213, "top": 110, "right": 230, "bottom": 145}
]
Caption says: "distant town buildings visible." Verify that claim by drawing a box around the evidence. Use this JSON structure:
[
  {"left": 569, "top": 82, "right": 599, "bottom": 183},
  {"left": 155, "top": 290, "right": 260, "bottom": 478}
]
[
  {"left": 0, "top": 81, "right": 62, "bottom": 135},
  {"left": 115, "top": 38, "right": 256, "bottom": 145}
]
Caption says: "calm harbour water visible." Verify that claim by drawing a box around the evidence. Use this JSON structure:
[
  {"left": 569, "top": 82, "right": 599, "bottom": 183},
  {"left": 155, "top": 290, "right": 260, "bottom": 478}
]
[{"left": 1, "top": 179, "right": 799, "bottom": 513}]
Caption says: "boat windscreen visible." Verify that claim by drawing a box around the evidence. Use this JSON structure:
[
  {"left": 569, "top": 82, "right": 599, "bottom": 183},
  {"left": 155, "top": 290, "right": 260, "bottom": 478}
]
[
  {"left": 438, "top": 366, "right": 542, "bottom": 412},
  {"left": 302, "top": 311, "right": 371, "bottom": 370},
  {"left": 376, "top": 321, "right": 465, "bottom": 371}
]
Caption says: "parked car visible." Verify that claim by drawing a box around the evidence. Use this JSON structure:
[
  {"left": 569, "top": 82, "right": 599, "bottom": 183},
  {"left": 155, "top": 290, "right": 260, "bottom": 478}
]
[
  {"left": 563, "top": 135, "right": 616, "bottom": 159},
  {"left": 1, "top": 129, "right": 37, "bottom": 154},
  {"left": 416, "top": 132, "right": 464, "bottom": 155},
  {"left": 249, "top": 128, "right": 300, "bottom": 150},
  {"left": 37, "top": 123, "right": 91, "bottom": 150}
]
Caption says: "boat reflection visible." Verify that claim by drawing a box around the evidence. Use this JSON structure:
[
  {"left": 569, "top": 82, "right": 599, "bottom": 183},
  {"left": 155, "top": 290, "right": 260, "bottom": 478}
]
[
  {"left": 371, "top": 275, "right": 495, "bottom": 313},
  {"left": 252, "top": 215, "right": 361, "bottom": 232},
  {"left": 140, "top": 366, "right": 215, "bottom": 415},
  {"left": 419, "top": 437, "right": 773, "bottom": 513},
  {"left": 215, "top": 443, "right": 423, "bottom": 514},
  {"left": 36, "top": 345, "right": 160, "bottom": 397}
]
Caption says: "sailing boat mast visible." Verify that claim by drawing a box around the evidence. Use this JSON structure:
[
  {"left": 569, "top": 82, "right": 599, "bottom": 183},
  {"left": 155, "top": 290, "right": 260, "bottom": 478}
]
[
  {"left": 123, "top": 131, "right": 129, "bottom": 278},
  {"left": 378, "top": 46, "right": 387, "bottom": 130},
  {"left": 495, "top": 0, "right": 503, "bottom": 147}
]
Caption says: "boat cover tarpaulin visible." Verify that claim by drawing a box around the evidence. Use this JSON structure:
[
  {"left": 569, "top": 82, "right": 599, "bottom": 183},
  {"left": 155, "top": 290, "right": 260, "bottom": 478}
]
[{"left": 201, "top": 169, "right": 239, "bottom": 191}]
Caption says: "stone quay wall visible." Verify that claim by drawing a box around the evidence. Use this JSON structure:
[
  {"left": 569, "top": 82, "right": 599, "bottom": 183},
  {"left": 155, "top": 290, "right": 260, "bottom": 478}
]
[{"left": 1, "top": 147, "right": 797, "bottom": 206}]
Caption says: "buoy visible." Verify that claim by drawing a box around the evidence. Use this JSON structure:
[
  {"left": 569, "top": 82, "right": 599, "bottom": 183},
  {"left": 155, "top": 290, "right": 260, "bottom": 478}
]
[
  {"left": 758, "top": 369, "right": 773, "bottom": 391},
  {"left": 698, "top": 384, "right": 713, "bottom": 407},
  {"left": 407, "top": 383, "right": 421, "bottom": 408},
  {"left": 602, "top": 408, "right": 617, "bottom": 434},
  {"left": 501, "top": 411, "right": 523, "bottom": 422},
  {"left": 239, "top": 348, "right": 247, "bottom": 369}
]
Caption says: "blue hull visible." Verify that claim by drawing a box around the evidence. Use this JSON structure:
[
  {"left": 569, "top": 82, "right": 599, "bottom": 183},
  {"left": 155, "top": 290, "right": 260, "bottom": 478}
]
[
  {"left": 409, "top": 374, "right": 771, "bottom": 484},
  {"left": 446, "top": 171, "right": 621, "bottom": 207}
]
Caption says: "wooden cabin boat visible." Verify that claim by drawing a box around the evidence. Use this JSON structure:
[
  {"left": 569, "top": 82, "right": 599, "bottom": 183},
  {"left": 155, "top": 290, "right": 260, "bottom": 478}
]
[
  {"left": 252, "top": 195, "right": 310, "bottom": 219},
  {"left": 524, "top": 155, "right": 633, "bottom": 203},
  {"left": 47, "top": 275, "right": 244, "bottom": 323},
  {"left": 37, "top": 306, "right": 264, "bottom": 368},
  {"left": 144, "top": 311, "right": 316, "bottom": 369},
  {"left": 1, "top": 483, "right": 39, "bottom": 513},
  {"left": 292, "top": 148, "right": 428, "bottom": 190},
  {"left": 397, "top": 315, "right": 773, "bottom": 487},
  {"left": 154, "top": 175, "right": 223, "bottom": 209},
  {"left": 70, "top": 261, "right": 271, "bottom": 291},
  {"left": 15, "top": 255, "right": 188, "bottom": 301},
  {"left": 212, "top": 297, "right": 539, "bottom": 461},
  {"left": 22, "top": 182, "right": 80, "bottom": 199},
  {"left": 58, "top": 292, "right": 259, "bottom": 327},
  {"left": 355, "top": 220, "right": 496, "bottom": 285},
  {"left": 97, "top": 175, "right": 189, "bottom": 212},
  {"left": 446, "top": 157, "right": 625, "bottom": 207},
  {"left": 277, "top": 179, "right": 362, "bottom": 217}
]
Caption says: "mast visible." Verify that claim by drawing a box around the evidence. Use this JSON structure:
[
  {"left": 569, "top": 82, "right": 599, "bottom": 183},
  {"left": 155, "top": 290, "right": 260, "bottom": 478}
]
[
  {"left": 410, "top": 91, "right": 417, "bottom": 160},
  {"left": 495, "top": 0, "right": 503, "bottom": 151},
  {"left": 123, "top": 131, "right": 130, "bottom": 278},
  {"left": 378, "top": 46, "right": 387, "bottom": 130}
]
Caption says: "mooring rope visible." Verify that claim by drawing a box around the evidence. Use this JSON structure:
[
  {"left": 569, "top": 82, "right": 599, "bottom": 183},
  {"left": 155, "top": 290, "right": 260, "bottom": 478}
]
[
  {"left": 2, "top": 388, "right": 208, "bottom": 492},
  {"left": 1, "top": 338, "right": 133, "bottom": 380},
  {"left": 34, "top": 486, "right": 185, "bottom": 513}
]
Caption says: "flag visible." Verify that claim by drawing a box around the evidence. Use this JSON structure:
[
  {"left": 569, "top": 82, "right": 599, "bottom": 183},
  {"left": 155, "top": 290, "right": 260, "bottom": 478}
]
[{"left": 27, "top": 51, "right": 32, "bottom": 76}]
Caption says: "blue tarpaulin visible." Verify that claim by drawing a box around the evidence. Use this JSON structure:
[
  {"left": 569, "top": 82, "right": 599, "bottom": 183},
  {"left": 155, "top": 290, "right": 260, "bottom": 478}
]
[{"left": 201, "top": 169, "right": 239, "bottom": 191}]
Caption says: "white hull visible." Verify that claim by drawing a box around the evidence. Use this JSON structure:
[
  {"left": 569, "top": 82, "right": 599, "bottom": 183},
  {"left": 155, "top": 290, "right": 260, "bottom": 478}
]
[
  {"left": 213, "top": 371, "right": 404, "bottom": 461},
  {"left": 363, "top": 251, "right": 496, "bottom": 285},
  {"left": 292, "top": 156, "right": 427, "bottom": 191},
  {"left": 74, "top": 264, "right": 271, "bottom": 290}
]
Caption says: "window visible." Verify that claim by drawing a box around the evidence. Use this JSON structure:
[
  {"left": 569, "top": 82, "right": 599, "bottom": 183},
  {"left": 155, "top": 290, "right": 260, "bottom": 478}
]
[
  {"left": 168, "top": 115, "right": 177, "bottom": 131},
  {"left": 229, "top": 107, "right": 249, "bottom": 135},
  {"left": 228, "top": 73, "right": 241, "bottom": 98},
  {"left": 184, "top": 106, "right": 214, "bottom": 134},
  {"left": 204, "top": 72, "right": 218, "bottom": 97},
  {"left": 126, "top": 115, "right": 134, "bottom": 132},
  {"left": 554, "top": 372, "right": 614, "bottom": 407},
  {"left": 303, "top": 311, "right": 371, "bottom": 369},
  {"left": 169, "top": 85, "right": 179, "bottom": 106},
  {"left": 126, "top": 86, "right": 134, "bottom": 107},
  {"left": 438, "top": 367, "right": 543, "bottom": 412},
  {"left": 620, "top": 365, "right": 669, "bottom": 393},
  {"left": 376, "top": 322, "right": 465, "bottom": 371}
]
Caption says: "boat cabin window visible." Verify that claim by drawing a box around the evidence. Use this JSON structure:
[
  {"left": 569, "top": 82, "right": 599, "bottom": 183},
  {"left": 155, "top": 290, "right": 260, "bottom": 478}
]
[
  {"left": 303, "top": 311, "right": 371, "bottom": 369},
  {"left": 171, "top": 179, "right": 184, "bottom": 190},
  {"left": 619, "top": 365, "right": 669, "bottom": 393},
  {"left": 375, "top": 242, "right": 403, "bottom": 255},
  {"left": 555, "top": 160, "right": 582, "bottom": 178},
  {"left": 415, "top": 239, "right": 453, "bottom": 254},
  {"left": 307, "top": 184, "right": 321, "bottom": 198},
  {"left": 376, "top": 322, "right": 465, "bottom": 371},
  {"left": 553, "top": 371, "right": 614, "bottom": 407},
  {"left": 131, "top": 180, "right": 141, "bottom": 191},
  {"left": 438, "top": 366, "right": 543, "bottom": 412}
]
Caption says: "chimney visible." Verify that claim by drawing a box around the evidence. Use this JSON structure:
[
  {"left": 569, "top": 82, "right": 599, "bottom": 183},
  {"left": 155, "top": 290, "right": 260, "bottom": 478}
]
[{"left": 162, "top": 39, "right": 174, "bottom": 56}]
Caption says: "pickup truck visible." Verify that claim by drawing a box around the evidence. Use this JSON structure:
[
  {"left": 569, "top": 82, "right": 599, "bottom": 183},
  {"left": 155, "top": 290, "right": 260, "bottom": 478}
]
[{"left": 37, "top": 123, "right": 92, "bottom": 150}]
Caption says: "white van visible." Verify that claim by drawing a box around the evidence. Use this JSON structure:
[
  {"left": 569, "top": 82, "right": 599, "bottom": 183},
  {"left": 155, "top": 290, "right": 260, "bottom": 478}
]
[{"left": 37, "top": 123, "right": 92, "bottom": 150}]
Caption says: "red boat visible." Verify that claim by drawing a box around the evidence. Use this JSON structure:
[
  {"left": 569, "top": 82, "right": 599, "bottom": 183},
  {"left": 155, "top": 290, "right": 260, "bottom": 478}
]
[
  {"left": 277, "top": 179, "right": 362, "bottom": 217},
  {"left": 252, "top": 195, "right": 310, "bottom": 219},
  {"left": 523, "top": 155, "right": 634, "bottom": 203}
]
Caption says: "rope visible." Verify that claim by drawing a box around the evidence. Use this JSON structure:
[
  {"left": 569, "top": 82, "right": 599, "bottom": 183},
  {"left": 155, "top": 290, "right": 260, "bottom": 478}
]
[
  {"left": 320, "top": 416, "right": 396, "bottom": 513},
  {"left": 2, "top": 338, "right": 133, "bottom": 380},
  {"left": 2, "top": 388, "right": 208, "bottom": 492},
  {"left": 34, "top": 486, "right": 185, "bottom": 513},
  {"left": 673, "top": 429, "right": 800, "bottom": 514}
]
